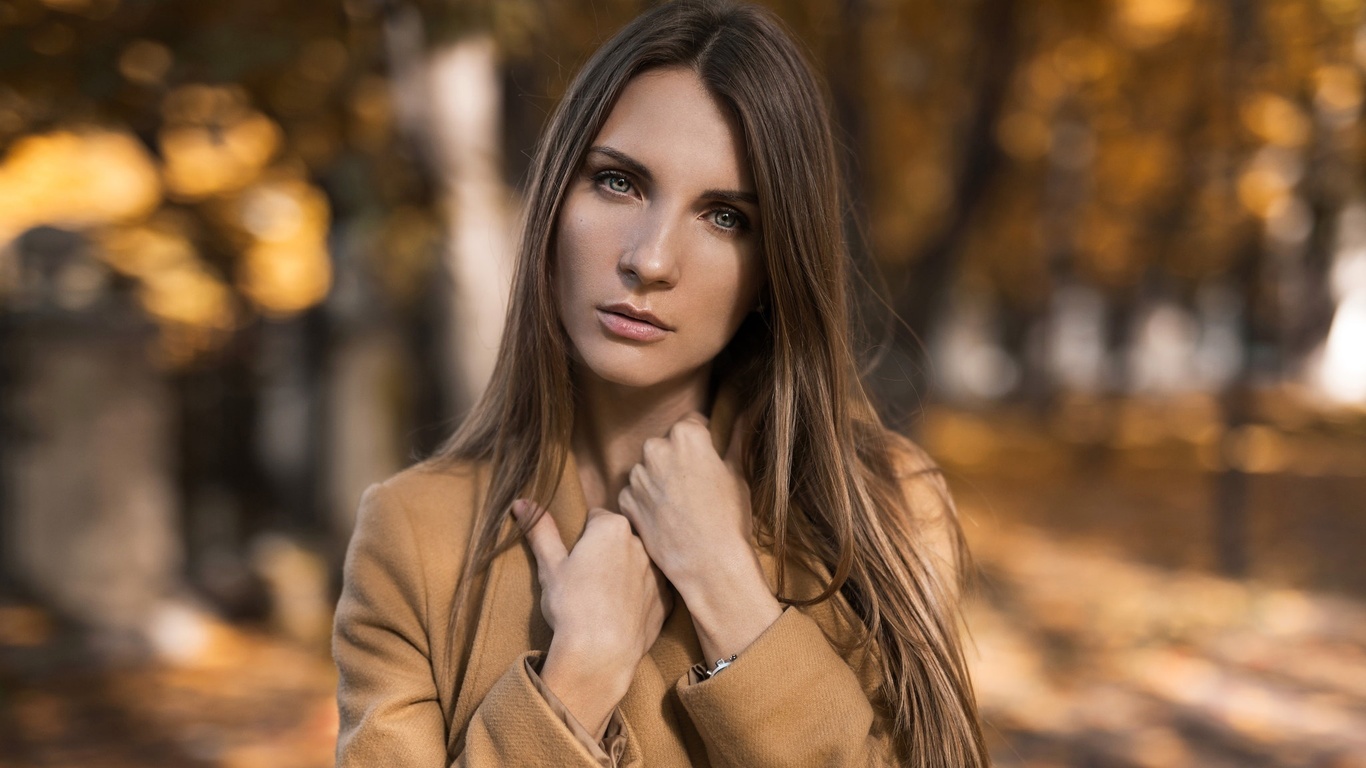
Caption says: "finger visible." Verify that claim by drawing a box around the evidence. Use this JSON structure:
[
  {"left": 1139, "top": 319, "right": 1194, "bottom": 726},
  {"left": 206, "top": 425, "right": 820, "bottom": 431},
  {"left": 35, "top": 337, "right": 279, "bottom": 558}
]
[
  {"left": 642, "top": 435, "right": 665, "bottom": 463},
  {"left": 586, "top": 506, "right": 632, "bottom": 532},
  {"left": 670, "top": 412, "right": 709, "bottom": 442},
  {"left": 653, "top": 565, "right": 675, "bottom": 615},
  {"left": 616, "top": 488, "right": 641, "bottom": 530},
  {"left": 628, "top": 462, "right": 657, "bottom": 495},
  {"left": 512, "top": 499, "right": 567, "bottom": 572},
  {"left": 586, "top": 507, "right": 636, "bottom": 543}
]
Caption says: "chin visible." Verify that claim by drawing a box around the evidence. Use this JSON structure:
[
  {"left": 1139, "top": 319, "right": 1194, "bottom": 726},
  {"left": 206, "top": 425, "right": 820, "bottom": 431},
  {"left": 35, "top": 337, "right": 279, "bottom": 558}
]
[{"left": 573, "top": 339, "right": 707, "bottom": 391}]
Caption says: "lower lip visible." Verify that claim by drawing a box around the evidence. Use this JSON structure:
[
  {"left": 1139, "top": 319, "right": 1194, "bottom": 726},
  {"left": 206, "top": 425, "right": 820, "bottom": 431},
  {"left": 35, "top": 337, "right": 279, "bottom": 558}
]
[{"left": 596, "top": 309, "right": 670, "bottom": 342}]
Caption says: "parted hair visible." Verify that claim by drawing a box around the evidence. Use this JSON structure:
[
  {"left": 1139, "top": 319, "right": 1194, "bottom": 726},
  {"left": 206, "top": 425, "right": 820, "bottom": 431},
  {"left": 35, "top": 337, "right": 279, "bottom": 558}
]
[{"left": 432, "top": 2, "right": 988, "bottom": 765}]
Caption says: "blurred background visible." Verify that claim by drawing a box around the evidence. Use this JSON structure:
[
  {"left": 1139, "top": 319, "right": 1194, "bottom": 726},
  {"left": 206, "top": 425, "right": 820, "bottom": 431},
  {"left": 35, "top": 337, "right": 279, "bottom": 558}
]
[{"left": 0, "top": 0, "right": 1364, "bottom": 765}]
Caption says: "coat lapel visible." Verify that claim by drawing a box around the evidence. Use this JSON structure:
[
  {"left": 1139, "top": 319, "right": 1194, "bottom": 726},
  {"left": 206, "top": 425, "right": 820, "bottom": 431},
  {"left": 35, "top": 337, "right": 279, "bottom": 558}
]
[{"left": 450, "top": 450, "right": 588, "bottom": 734}]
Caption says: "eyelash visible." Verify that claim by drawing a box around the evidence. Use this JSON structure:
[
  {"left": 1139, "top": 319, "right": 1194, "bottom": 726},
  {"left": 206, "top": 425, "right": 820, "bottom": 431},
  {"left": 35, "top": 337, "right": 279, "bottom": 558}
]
[{"left": 589, "top": 169, "right": 751, "bottom": 234}]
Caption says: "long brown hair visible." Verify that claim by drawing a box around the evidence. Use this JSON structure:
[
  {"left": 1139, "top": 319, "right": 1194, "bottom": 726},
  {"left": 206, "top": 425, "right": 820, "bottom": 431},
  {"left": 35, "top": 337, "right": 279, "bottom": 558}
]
[{"left": 432, "top": 1, "right": 987, "bottom": 764}]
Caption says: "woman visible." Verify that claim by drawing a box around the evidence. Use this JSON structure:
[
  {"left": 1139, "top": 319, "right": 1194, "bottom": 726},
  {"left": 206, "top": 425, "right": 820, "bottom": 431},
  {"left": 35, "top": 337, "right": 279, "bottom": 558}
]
[{"left": 333, "top": 1, "right": 988, "bottom": 766}]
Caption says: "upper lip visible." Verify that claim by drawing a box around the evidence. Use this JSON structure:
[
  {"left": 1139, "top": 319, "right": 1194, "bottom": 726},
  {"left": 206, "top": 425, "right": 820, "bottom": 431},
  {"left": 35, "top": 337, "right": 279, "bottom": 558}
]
[{"left": 598, "top": 302, "right": 674, "bottom": 331}]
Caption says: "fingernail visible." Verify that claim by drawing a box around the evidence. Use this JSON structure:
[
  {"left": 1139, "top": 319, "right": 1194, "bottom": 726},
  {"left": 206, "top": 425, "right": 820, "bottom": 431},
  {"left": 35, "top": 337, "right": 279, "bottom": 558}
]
[{"left": 510, "top": 499, "right": 528, "bottom": 519}]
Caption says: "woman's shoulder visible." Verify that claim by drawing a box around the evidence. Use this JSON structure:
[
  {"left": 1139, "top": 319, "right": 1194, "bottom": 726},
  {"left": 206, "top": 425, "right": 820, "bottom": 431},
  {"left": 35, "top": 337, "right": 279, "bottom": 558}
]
[
  {"left": 878, "top": 429, "right": 952, "bottom": 512},
  {"left": 347, "top": 457, "right": 492, "bottom": 578},
  {"left": 366, "top": 456, "right": 490, "bottom": 520},
  {"left": 336, "top": 458, "right": 496, "bottom": 718},
  {"left": 880, "top": 428, "right": 941, "bottom": 478},
  {"left": 876, "top": 429, "right": 964, "bottom": 591}
]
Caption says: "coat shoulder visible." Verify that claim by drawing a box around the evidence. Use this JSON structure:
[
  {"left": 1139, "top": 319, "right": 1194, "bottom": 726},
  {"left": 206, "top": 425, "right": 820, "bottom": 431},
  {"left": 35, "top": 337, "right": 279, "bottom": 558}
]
[
  {"left": 335, "top": 457, "right": 495, "bottom": 762},
  {"left": 351, "top": 457, "right": 492, "bottom": 602},
  {"left": 881, "top": 430, "right": 953, "bottom": 520},
  {"left": 882, "top": 429, "right": 941, "bottom": 478},
  {"left": 371, "top": 457, "right": 488, "bottom": 533},
  {"left": 879, "top": 430, "right": 964, "bottom": 595}
]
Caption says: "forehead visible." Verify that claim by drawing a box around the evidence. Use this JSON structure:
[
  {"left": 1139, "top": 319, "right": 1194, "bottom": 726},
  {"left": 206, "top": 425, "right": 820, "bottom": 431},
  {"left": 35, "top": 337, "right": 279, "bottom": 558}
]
[{"left": 590, "top": 67, "right": 753, "bottom": 191}]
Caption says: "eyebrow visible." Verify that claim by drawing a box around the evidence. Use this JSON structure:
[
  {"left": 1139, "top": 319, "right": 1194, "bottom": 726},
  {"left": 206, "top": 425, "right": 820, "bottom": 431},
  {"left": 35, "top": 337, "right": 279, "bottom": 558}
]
[{"left": 586, "top": 145, "right": 759, "bottom": 207}]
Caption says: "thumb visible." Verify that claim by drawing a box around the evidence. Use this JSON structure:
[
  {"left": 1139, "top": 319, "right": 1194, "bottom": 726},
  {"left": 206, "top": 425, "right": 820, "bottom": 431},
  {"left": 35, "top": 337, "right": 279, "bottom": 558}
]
[{"left": 512, "top": 499, "right": 567, "bottom": 573}]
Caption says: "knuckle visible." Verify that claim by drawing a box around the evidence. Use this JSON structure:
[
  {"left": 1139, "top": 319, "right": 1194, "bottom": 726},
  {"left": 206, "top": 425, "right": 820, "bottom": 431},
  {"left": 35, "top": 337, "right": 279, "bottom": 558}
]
[
  {"left": 676, "top": 418, "right": 703, "bottom": 436},
  {"left": 643, "top": 437, "right": 668, "bottom": 458},
  {"left": 672, "top": 423, "right": 705, "bottom": 448}
]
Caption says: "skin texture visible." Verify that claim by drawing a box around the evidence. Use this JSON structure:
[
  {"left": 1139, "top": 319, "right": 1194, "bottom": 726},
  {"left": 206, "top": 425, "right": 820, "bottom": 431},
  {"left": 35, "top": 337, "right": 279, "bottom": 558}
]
[{"left": 518, "top": 67, "right": 784, "bottom": 740}]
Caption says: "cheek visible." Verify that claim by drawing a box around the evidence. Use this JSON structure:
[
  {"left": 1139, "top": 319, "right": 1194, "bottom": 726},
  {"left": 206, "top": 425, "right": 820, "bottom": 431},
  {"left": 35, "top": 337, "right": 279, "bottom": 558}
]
[
  {"left": 554, "top": 197, "right": 622, "bottom": 296},
  {"left": 553, "top": 206, "right": 592, "bottom": 309},
  {"left": 723, "top": 251, "right": 765, "bottom": 314},
  {"left": 693, "top": 257, "right": 763, "bottom": 345}
]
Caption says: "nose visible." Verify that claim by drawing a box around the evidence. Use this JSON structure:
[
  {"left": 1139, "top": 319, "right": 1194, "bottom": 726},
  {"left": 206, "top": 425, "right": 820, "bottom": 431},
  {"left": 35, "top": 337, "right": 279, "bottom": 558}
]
[{"left": 619, "top": 208, "right": 681, "bottom": 287}]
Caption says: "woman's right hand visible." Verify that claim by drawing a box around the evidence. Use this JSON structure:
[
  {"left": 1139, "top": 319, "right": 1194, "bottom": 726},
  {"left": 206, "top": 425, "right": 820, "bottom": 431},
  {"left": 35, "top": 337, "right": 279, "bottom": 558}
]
[{"left": 511, "top": 499, "right": 673, "bottom": 738}]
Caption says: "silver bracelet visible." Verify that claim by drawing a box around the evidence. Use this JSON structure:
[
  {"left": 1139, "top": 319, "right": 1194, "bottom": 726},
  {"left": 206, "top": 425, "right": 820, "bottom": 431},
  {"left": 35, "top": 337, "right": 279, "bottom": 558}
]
[{"left": 702, "top": 654, "right": 738, "bottom": 679}]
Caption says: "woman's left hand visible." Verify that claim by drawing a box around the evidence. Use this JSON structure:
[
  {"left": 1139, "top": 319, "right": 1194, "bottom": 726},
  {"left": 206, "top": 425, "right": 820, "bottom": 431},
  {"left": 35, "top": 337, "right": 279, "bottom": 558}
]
[
  {"left": 616, "top": 412, "right": 759, "bottom": 602},
  {"left": 618, "top": 411, "right": 783, "bottom": 663}
]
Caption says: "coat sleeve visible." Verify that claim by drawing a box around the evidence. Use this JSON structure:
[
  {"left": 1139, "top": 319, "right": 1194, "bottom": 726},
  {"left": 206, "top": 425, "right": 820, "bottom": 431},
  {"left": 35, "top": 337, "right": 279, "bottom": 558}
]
[
  {"left": 332, "top": 481, "right": 633, "bottom": 767},
  {"left": 673, "top": 440, "right": 963, "bottom": 768},
  {"left": 674, "top": 606, "right": 895, "bottom": 767}
]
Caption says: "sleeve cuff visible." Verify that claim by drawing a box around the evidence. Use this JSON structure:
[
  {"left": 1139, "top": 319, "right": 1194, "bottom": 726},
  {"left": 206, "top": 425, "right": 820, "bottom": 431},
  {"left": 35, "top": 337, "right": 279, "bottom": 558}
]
[
  {"left": 675, "top": 606, "right": 875, "bottom": 766},
  {"left": 524, "top": 652, "right": 627, "bottom": 768}
]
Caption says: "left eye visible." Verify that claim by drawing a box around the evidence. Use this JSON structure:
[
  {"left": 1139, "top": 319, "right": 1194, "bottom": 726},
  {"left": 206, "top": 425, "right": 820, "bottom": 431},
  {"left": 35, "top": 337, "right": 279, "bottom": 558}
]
[{"left": 711, "top": 210, "right": 742, "bottom": 230}]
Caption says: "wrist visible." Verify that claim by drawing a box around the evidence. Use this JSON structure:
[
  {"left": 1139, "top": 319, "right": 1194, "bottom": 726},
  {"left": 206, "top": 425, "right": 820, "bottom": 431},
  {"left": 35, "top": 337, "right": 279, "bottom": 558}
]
[
  {"left": 678, "top": 558, "right": 783, "bottom": 664},
  {"left": 671, "top": 541, "right": 766, "bottom": 607},
  {"left": 540, "top": 641, "right": 634, "bottom": 739},
  {"left": 542, "top": 636, "right": 636, "bottom": 698}
]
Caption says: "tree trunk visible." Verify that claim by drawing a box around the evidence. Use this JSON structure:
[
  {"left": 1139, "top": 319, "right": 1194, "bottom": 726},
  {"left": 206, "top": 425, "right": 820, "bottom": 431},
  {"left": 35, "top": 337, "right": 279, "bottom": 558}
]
[{"left": 880, "top": 0, "right": 1019, "bottom": 428}]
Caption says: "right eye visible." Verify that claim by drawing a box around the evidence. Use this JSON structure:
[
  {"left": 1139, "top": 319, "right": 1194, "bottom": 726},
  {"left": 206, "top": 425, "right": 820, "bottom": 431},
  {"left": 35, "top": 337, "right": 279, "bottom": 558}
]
[{"left": 595, "top": 172, "right": 634, "bottom": 195}]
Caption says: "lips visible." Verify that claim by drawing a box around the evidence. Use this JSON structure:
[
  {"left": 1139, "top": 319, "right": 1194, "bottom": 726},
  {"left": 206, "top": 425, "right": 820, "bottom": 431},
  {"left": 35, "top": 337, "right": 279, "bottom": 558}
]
[
  {"left": 598, "top": 302, "right": 673, "bottom": 331},
  {"left": 596, "top": 303, "right": 672, "bottom": 342}
]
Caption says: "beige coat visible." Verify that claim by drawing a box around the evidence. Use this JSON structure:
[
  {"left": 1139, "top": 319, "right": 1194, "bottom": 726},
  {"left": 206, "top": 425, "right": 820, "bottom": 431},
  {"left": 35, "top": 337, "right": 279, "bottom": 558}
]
[{"left": 332, "top": 391, "right": 958, "bottom": 767}]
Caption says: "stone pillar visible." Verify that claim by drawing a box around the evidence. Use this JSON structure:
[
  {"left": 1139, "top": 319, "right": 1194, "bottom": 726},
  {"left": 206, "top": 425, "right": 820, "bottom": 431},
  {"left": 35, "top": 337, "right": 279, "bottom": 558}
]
[
  {"left": 1, "top": 227, "right": 182, "bottom": 649},
  {"left": 4, "top": 314, "right": 182, "bottom": 642}
]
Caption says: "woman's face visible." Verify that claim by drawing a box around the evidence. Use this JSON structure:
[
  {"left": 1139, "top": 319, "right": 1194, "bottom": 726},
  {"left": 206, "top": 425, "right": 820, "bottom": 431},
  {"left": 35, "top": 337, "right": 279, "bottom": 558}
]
[{"left": 554, "top": 67, "right": 764, "bottom": 391}]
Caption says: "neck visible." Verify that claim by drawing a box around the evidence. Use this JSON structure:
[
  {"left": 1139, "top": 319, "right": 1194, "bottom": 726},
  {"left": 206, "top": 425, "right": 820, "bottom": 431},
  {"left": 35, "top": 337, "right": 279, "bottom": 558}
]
[{"left": 571, "top": 365, "right": 712, "bottom": 511}]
